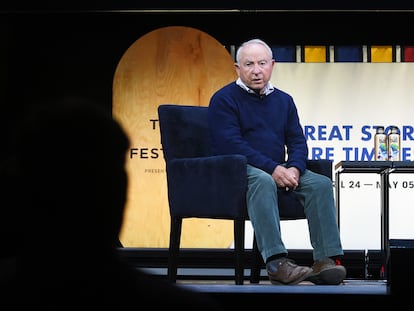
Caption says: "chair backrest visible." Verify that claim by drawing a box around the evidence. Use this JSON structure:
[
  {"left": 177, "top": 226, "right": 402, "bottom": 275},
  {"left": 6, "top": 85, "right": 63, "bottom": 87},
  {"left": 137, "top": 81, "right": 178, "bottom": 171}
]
[
  {"left": 158, "top": 104, "right": 248, "bottom": 219},
  {"left": 306, "top": 159, "right": 333, "bottom": 180},
  {"left": 158, "top": 104, "right": 211, "bottom": 161}
]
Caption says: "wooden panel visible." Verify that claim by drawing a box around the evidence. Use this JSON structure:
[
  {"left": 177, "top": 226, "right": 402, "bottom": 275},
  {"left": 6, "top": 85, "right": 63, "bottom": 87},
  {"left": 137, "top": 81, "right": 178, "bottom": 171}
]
[{"left": 113, "top": 26, "right": 237, "bottom": 247}]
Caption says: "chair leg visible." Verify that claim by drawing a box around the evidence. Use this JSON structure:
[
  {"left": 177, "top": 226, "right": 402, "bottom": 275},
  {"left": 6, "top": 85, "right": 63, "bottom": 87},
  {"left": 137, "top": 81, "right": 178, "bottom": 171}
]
[
  {"left": 234, "top": 219, "right": 245, "bottom": 285},
  {"left": 250, "top": 234, "right": 264, "bottom": 283},
  {"left": 168, "top": 216, "right": 182, "bottom": 283}
]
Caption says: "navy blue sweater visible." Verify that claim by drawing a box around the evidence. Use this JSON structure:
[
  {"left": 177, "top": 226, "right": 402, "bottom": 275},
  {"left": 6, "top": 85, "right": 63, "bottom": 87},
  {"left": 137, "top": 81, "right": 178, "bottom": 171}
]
[{"left": 208, "top": 82, "right": 308, "bottom": 175}]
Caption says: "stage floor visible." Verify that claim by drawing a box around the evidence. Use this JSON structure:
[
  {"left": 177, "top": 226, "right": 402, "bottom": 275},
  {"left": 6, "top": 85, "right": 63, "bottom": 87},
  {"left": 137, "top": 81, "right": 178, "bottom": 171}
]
[
  {"left": 177, "top": 278, "right": 392, "bottom": 308},
  {"left": 179, "top": 279, "right": 389, "bottom": 296},
  {"left": 141, "top": 267, "right": 389, "bottom": 296}
]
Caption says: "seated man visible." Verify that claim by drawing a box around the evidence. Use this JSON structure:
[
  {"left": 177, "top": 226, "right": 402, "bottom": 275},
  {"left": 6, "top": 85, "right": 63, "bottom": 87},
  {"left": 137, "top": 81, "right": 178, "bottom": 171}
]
[{"left": 208, "top": 38, "right": 346, "bottom": 285}]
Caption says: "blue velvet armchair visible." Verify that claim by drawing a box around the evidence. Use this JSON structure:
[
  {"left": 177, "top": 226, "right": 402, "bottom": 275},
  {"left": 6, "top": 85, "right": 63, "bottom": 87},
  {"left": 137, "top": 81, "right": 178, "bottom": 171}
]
[{"left": 157, "top": 104, "right": 333, "bottom": 285}]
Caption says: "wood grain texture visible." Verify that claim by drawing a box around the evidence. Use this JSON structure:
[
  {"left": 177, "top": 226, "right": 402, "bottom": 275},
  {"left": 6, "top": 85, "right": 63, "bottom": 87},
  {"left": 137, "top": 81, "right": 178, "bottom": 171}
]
[{"left": 113, "top": 26, "right": 237, "bottom": 247}]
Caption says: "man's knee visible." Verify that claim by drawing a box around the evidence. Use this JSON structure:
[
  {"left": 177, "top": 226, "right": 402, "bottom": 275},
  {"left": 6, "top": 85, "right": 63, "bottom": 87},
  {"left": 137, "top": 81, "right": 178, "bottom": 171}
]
[{"left": 313, "top": 174, "right": 333, "bottom": 190}]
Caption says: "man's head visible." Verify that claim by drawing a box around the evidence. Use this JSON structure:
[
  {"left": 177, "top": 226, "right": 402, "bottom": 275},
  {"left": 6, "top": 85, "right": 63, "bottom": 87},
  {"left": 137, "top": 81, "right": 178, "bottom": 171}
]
[{"left": 235, "top": 39, "right": 275, "bottom": 94}]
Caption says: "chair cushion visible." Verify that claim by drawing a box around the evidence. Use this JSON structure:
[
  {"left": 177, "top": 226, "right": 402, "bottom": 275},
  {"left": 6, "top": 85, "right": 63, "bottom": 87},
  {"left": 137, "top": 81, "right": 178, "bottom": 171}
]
[
  {"left": 167, "top": 155, "right": 248, "bottom": 219},
  {"left": 278, "top": 189, "right": 305, "bottom": 219}
]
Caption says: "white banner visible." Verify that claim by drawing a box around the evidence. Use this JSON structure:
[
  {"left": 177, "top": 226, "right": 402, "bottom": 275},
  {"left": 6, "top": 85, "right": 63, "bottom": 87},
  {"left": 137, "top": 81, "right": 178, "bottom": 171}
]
[
  {"left": 263, "top": 62, "right": 414, "bottom": 250},
  {"left": 274, "top": 62, "right": 414, "bottom": 162}
]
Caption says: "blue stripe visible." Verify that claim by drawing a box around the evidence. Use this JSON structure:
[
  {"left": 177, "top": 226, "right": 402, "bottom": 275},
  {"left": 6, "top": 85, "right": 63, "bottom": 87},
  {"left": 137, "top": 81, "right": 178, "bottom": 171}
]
[
  {"left": 335, "top": 46, "right": 363, "bottom": 62},
  {"left": 271, "top": 46, "right": 296, "bottom": 62}
]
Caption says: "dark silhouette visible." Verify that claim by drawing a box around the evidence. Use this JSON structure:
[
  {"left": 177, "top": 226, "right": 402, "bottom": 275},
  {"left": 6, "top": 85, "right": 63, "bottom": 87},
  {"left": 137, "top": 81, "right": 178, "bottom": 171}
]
[{"left": 0, "top": 96, "right": 223, "bottom": 309}]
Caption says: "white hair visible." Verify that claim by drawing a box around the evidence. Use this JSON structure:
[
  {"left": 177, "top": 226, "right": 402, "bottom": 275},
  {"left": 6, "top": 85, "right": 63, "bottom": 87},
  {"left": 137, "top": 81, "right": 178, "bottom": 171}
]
[{"left": 235, "top": 39, "right": 273, "bottom": 63}]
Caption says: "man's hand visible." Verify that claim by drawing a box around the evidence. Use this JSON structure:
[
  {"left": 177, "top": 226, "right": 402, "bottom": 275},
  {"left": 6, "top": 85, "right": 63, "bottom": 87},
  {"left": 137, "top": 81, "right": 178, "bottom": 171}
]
[{"left": 272, "top": 165, "right": 300, "bottom": 191}]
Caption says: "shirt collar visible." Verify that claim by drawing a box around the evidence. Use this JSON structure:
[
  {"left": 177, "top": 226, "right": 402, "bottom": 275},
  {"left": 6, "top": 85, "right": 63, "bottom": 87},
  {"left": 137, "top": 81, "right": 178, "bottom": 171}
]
[{"left": 236, "top": 78, "right": 275, "bottom": 96}]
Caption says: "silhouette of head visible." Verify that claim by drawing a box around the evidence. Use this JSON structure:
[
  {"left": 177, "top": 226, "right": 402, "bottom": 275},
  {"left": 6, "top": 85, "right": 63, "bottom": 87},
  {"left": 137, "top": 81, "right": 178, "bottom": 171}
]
[{"left": 12, "top": 96, "right": 130, "bottom": 252}]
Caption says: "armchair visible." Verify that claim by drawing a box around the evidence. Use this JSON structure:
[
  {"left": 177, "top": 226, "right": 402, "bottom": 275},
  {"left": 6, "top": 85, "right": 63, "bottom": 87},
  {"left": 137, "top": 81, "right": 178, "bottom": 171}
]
[{"left": 157, "top": 104, "right": 333, "bottom": 285}]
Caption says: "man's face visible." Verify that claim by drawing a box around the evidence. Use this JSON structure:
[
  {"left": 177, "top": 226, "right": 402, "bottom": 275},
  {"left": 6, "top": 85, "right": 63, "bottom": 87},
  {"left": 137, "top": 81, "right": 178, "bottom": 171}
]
[{"left": 235, "top": 43, "right": 275, "bottom": 93}]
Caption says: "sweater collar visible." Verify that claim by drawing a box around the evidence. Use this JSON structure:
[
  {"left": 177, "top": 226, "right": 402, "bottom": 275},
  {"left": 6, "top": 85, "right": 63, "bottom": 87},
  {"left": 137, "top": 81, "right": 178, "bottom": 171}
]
[{"left": 236, "top": 78, "right": 275, "bottom": 96}]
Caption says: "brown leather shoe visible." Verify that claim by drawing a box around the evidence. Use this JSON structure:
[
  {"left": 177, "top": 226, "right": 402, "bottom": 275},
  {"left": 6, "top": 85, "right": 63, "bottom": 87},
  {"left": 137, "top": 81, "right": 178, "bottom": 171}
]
[
  {"left": 266, "top": 257, "right": 313, "bottom": 285},
  {"left": 306, "top": 257, "right": 347, "bottom": 285}
]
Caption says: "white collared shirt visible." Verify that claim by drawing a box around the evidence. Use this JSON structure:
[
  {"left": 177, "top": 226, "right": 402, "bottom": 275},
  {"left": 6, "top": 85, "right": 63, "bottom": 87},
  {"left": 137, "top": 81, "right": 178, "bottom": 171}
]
[{"left": 236, "top": 78, "right": 275, "bottom": 96}]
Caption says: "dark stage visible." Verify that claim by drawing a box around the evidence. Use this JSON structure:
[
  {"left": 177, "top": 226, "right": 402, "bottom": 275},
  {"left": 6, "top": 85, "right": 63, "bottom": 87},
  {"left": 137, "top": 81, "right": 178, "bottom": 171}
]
[{"left": 2, "top": 5, "right": 414, "bottom": 309}]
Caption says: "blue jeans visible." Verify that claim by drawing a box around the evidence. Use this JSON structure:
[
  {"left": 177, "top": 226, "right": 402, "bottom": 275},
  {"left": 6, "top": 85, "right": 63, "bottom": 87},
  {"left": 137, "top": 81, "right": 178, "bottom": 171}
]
[{"left": 246, "top": 164, "right": 344, "bottom": 262}]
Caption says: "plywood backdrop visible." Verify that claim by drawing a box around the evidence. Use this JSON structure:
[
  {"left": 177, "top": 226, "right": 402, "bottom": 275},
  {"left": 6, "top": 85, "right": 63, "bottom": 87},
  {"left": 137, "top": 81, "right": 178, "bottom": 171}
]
[{"left": 113, "top": 26, "right": 238, "bottom": 247}]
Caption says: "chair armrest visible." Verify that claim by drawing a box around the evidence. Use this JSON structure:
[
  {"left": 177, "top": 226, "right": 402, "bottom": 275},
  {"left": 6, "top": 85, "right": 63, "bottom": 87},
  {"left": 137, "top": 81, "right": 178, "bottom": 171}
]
[
  {"left": 166, "top": 154, "right": 247, "bottom": 218},
  {"left": 306, "top": 159, "right": 333, "bottom": 179}
]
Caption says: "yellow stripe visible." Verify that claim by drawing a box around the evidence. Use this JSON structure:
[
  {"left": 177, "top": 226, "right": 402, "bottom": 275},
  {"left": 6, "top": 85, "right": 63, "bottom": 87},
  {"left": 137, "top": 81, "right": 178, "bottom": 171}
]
[
  {"left": 304, "top": 46, "right": 326, "bottom": 62},
  {"left": 371, "top": 46, "right": 393, "bottom": 62}
]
